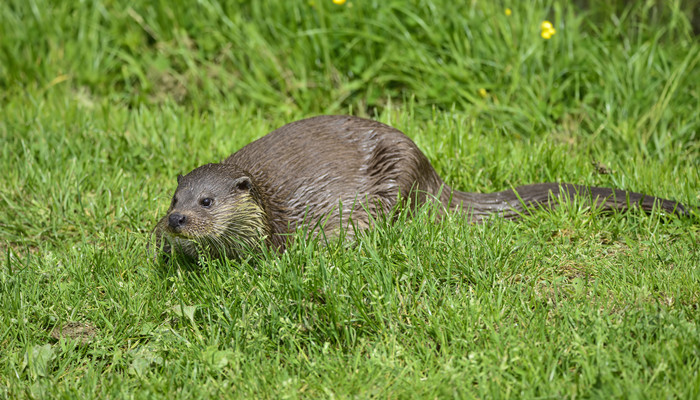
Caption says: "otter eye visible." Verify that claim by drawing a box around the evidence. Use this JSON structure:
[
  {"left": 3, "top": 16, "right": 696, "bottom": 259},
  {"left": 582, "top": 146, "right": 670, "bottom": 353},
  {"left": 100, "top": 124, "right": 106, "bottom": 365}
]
[
  {"left": 200, "top": 198, "right": 213, "bottom": 208},
  {"left": 171, "top": 197, "right": 178, "bottom": 207}
]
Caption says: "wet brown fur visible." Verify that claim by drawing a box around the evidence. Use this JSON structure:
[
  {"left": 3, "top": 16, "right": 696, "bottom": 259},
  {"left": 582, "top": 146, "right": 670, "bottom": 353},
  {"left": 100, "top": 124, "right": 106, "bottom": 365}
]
[{"left": 154, "top": 115, "right": 689, "bottom": 260}]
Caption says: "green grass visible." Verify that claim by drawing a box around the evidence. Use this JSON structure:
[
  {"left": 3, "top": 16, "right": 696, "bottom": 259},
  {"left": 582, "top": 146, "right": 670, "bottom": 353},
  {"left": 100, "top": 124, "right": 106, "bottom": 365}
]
[{"left": 1, "top": 0, "right": 699, "bottom": 398}]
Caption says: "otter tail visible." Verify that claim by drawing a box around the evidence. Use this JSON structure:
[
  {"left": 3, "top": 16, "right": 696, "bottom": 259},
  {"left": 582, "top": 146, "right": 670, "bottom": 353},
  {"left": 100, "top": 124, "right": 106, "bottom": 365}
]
[{"left": 447, "top": 183, "right": 690, "bottom": 222}]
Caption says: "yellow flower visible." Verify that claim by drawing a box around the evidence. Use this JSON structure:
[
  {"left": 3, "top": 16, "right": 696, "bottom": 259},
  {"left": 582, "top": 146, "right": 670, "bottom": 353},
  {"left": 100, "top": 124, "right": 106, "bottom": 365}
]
[
  {"left": 478, "top": 88, "right": 488, "bottom": 98},
  {"left": 540, "top": 20, "right": 556, "bottom": 39},
  {"left": 505, "top": 8, "right": 512, "bottom": 16},
  {"left": 333, "top": 0, "right": 346, "bottom": 4},
  {"left": 541, "top": 29, "right": 555, "bottom": 39}
]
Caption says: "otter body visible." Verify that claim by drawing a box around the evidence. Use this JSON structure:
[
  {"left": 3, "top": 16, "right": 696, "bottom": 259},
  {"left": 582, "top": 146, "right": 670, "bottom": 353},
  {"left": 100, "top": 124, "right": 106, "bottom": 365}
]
[{"left": 155, "top": 115, "right": 688, "bottom": 259}]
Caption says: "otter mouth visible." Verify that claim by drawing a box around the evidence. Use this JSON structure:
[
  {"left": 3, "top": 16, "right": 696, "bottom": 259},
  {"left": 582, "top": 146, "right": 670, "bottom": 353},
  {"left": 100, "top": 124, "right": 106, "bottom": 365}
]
[
  {"left": 164, "top": 227, "right": 204, "bottom": 241},
  {"left": 165, "top": 224, "right": 218, "bottom": 244},
  {"left": 165, "top": 229, "right": 190, "bottom": 239}
]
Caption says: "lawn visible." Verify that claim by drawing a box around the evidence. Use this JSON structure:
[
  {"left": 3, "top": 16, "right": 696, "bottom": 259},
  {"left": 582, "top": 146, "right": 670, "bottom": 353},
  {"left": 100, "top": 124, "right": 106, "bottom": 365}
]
[{"left": 1, "top": 0, "right": 699, "bottom": 398}]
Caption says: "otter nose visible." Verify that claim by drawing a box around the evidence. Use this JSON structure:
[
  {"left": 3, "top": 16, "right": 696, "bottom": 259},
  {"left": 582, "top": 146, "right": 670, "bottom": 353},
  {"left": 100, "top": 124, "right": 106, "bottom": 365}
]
[{"left": 168, "top": 213, "right": 187, "bottom": 229}]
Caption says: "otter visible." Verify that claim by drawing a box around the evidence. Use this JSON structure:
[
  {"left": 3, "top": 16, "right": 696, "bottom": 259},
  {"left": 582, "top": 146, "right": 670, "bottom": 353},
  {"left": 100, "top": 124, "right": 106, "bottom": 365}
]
[{"left": 153, "top": 115, "right": 690, "bottom": 260}]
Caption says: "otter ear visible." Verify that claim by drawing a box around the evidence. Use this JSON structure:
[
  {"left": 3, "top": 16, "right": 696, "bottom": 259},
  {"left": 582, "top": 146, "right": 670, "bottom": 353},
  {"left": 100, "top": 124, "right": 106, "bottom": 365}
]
[
  {"left": 177, "top": 174, "right": 184, "bottom": 184},
  {"left": 232, "top": 176, "right": 252, "bottom": 193}
]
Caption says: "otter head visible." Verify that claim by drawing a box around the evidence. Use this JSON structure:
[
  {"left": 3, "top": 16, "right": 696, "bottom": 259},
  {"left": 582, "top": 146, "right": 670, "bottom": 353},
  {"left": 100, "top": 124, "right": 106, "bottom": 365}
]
[{"left": 155, "top": 163, "right": 270, "bottom": 260}]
